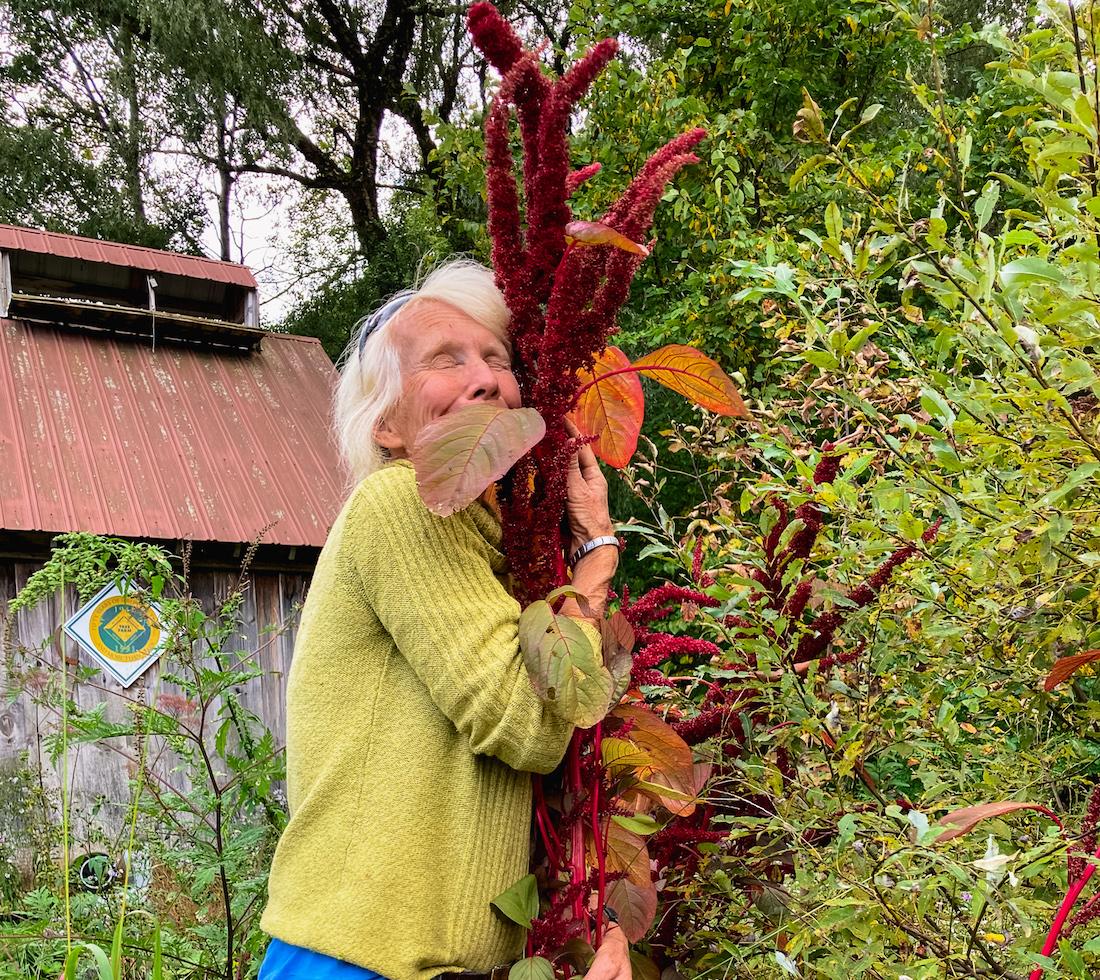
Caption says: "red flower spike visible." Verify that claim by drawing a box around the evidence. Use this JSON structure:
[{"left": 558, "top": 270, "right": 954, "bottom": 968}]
[
  {"left": 922, "top": 516, "right": 944, "bottom": 543},
  {"left": 604, "top": 128, "right": 707, "bottom": 231},
  {"left": 630, "top": 635, "right": 724, "bottom": 677},
  {"left": 622, "top": 583, "right": 719, "bottom": 627},
  {"left": 567, "top": 162, "right": 602, "bottom": 195},
  {"left": 782, "top": 515, "right": 823, "bottom": 563},
  {"left": 691, "top": 537, "right": 705, "bottom": 584},
  {"left": 783, "top": 578, "right": 814, "bottom": 620},
  {"left": 484, "top": 99, "right": 525, "bottom": 289},
  {"left": 671, "top": 705, "right": 738, "bottom": 745},
  {"left": 813, "top": 448, "right": 843, "bottom": 486},
  {"left": 795, "top": 533, "right": 929, "bottom": 664},
  {"left": 614, "top": 153, "right": 700, "bottom": 242},
  {"left": 466, "top": 3, "right": 525, "bottom": 72},
  {"left": 469, "top": 4, "right": 721, "bottom": 949},
  {"left": 763, "top": 498, "right": 789, "bottom": 560}
]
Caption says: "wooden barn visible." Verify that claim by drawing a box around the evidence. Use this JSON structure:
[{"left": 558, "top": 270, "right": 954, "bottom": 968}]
[{"left": 0, "top": 223, "right": 346, "bottom": 848}]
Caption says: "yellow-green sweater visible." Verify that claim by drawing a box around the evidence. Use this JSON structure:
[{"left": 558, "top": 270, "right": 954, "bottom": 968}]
[{"left": 260, "top": 460, "right": 595, "bottom": 980}]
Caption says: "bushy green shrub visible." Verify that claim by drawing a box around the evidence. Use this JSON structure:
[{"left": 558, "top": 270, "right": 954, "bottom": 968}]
[{"left": 612, "top": 5, "right": 1100, "bottom": 976}]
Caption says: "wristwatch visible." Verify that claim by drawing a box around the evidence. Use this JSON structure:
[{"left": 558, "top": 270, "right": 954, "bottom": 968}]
[{"left": 569, "top": 535, "right": 619, "bottom": 568}]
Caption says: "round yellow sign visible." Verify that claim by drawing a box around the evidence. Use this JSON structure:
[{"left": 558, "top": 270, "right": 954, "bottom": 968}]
[{"left": 87, "top": 596, "right": 161, "bottom": 663}]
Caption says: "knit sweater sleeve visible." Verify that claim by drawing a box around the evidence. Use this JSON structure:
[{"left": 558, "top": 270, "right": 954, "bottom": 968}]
[{"left": 344, "top": 463, "right": 589, "bottom": 775}]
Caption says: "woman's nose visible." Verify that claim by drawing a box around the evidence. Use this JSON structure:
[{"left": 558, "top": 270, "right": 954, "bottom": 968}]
[{"left": 465, "top": 358, "right": 500, "bottom": 401}]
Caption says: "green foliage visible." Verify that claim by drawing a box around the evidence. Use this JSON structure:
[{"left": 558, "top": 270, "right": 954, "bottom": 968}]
[
  {"left": 492, "top": 872, "right": 540, "bottom": 929},
  {"left": 605, "top": 3, "right": 1100, "bottom": 975},
  {"left": 276, "top": 199, "right": 463, "bottom": 361},
  {"left": 2, "top": 535, "right": 290, "bottom": 979}
]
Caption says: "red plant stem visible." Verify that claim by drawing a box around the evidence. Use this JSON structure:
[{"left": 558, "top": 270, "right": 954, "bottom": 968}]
[
  {"left": 1029, "top": 845, "right": 1100, "bottom": 979},
  {"left": 568, "top": 732, "right": 589, "bottom": 935},
  {"left": 665, "top": 675, "right": 726, "bottom": 697},
  {"left": 534, "top": 778, "right": 561, "bottom": 873},
  {"left": 591, "top": 722, "right": 606, "bottom": 947},
  {"left": 574, "top": 363, "right": 716, "bottom": 400},
  {"left": 553, "top": 541, "right": 566, "bottom": 584}
]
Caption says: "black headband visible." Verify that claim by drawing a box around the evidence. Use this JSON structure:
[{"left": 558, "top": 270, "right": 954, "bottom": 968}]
[{"left": 357, "top": 292, "right": 415, "bottom": 359}]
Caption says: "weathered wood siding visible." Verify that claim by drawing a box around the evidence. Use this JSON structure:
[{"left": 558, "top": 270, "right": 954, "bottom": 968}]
[{"left": 0, "top": 558, "right": 310, "bottom": 843}]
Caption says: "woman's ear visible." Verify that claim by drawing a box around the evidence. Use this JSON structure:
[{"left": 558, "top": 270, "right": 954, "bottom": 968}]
[{"left": 374, "top": 415, "right": 404, "bottom": 452}]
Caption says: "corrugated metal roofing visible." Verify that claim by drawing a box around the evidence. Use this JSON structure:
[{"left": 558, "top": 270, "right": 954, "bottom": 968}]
[
  {"left": 0, "top": 318, "right": 347, "bottom": 547},
  {"left": 0, "top": 224, "right": 259, "bottom": 289}
]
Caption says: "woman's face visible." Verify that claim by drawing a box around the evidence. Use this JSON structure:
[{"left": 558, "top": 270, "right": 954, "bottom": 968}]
[{"left": 374, "top": 299, "right": 521, "bottom": 458}]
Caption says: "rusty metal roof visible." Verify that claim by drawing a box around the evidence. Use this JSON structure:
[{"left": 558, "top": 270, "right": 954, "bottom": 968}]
[
  {"left": 0, "top": 224, "right": 258, "bottom": 289},
  {"left": 0, "top": 317, "right": 347, "bottom": 547}
]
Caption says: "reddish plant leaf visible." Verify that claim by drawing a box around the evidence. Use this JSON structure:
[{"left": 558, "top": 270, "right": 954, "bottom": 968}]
[
  {"left": 411, "top": 404, "right": 545, "bottom": 516},
  {"left": 632, "top": 344, "right": 749, "bottom": 418},
  {"left": 936, "top": 801, "right": 1061, "bottom": 842},
  {"left": 599, "top": 818, "right": 651, "bottom": 887},
  {"left": 691, "top": 761, "right": 712, "bottom": 796},
  {"left": 606, "top": 876, "right": 658, "bottom": 943},
  {"left": 610, "top": 703, "right": 697, "bottom": 816},
  {"left": 602, "top": 610, "right": 636, "bottom": 703},
  {"left": 565, "top": 220, "right": 649, "bottom": 255},
  {"left": 568, "top": 346, "right": 645, "bottom": 468},
  {"left": 552, "top": 939, "right": 595, "bottom": 971},
  {"left": 1043, "top": 649, "right": 1100, "bottom": 691}
]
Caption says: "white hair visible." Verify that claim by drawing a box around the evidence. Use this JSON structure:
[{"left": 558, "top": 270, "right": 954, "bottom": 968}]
[{"left": 333, "top": 258, "right": 512, "bottom": 487}]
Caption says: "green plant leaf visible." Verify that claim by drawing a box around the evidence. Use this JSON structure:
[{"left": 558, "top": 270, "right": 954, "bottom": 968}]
[
  {"left": 612, "top": 812, "right": 662, "bottom": 835},
  {"left": 65, "top": 944, "right": 114, "bottom": 980},
  {"left": 789, "top": 153, "right": 828, "bottom": 189},
  {"left": 999, "top": 257, "right": 1064, "bottom": 290},
  {"left": 508, "top": 957, "right": 555, "bottom": 980},
  {"left": 519, "top": 600, "right": 613, "bottom": 726},
  {"left": 411, "top": 405, "right": 546, "bottom": 516},
  {"left": 975, "top": 180, "right": 1000, "bottom": 230},
  {"left": 110, "top": 915, "right": 124, "bottom": 978},
  {"left": 859, "top": 102, "right": 883, "bottom": 125},
  {"left": 920, "top": 388, "right": 956, "bottom": 429},
  {"left": 802, "top": 349, "right": 839, "bottom": 370},
  {"left": 491, "top": 873, "right": 539, "bottom": 929}
]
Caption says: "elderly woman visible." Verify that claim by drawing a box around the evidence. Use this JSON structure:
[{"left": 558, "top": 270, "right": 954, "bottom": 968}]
[{"left": 259, "top": 260, "right": 630, "bottom": 980}]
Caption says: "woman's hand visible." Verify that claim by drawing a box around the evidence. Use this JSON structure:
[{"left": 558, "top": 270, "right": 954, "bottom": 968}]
[
  {"left": 564, "top": 421, "right": 614, "bottom": 553},
  {"left": 584, "top": 924, "right": 631, "bottom": 980},
  {"left": 559, "top": 421, "right": 618, "bottom": 623}
]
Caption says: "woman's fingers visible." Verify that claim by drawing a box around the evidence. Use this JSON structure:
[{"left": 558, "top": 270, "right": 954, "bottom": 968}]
[{"left": 577, "top": 439, "right": 600, "bottom": 472}]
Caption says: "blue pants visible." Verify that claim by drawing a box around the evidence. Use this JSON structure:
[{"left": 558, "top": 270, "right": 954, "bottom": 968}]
[{"left": 258, "top": 938, "right": 386, "bottom": 979}]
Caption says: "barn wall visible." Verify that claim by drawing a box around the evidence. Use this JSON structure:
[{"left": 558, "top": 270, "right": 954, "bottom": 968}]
[{"left": 0, "top": 557, "right": 310, "bottom": 844}]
